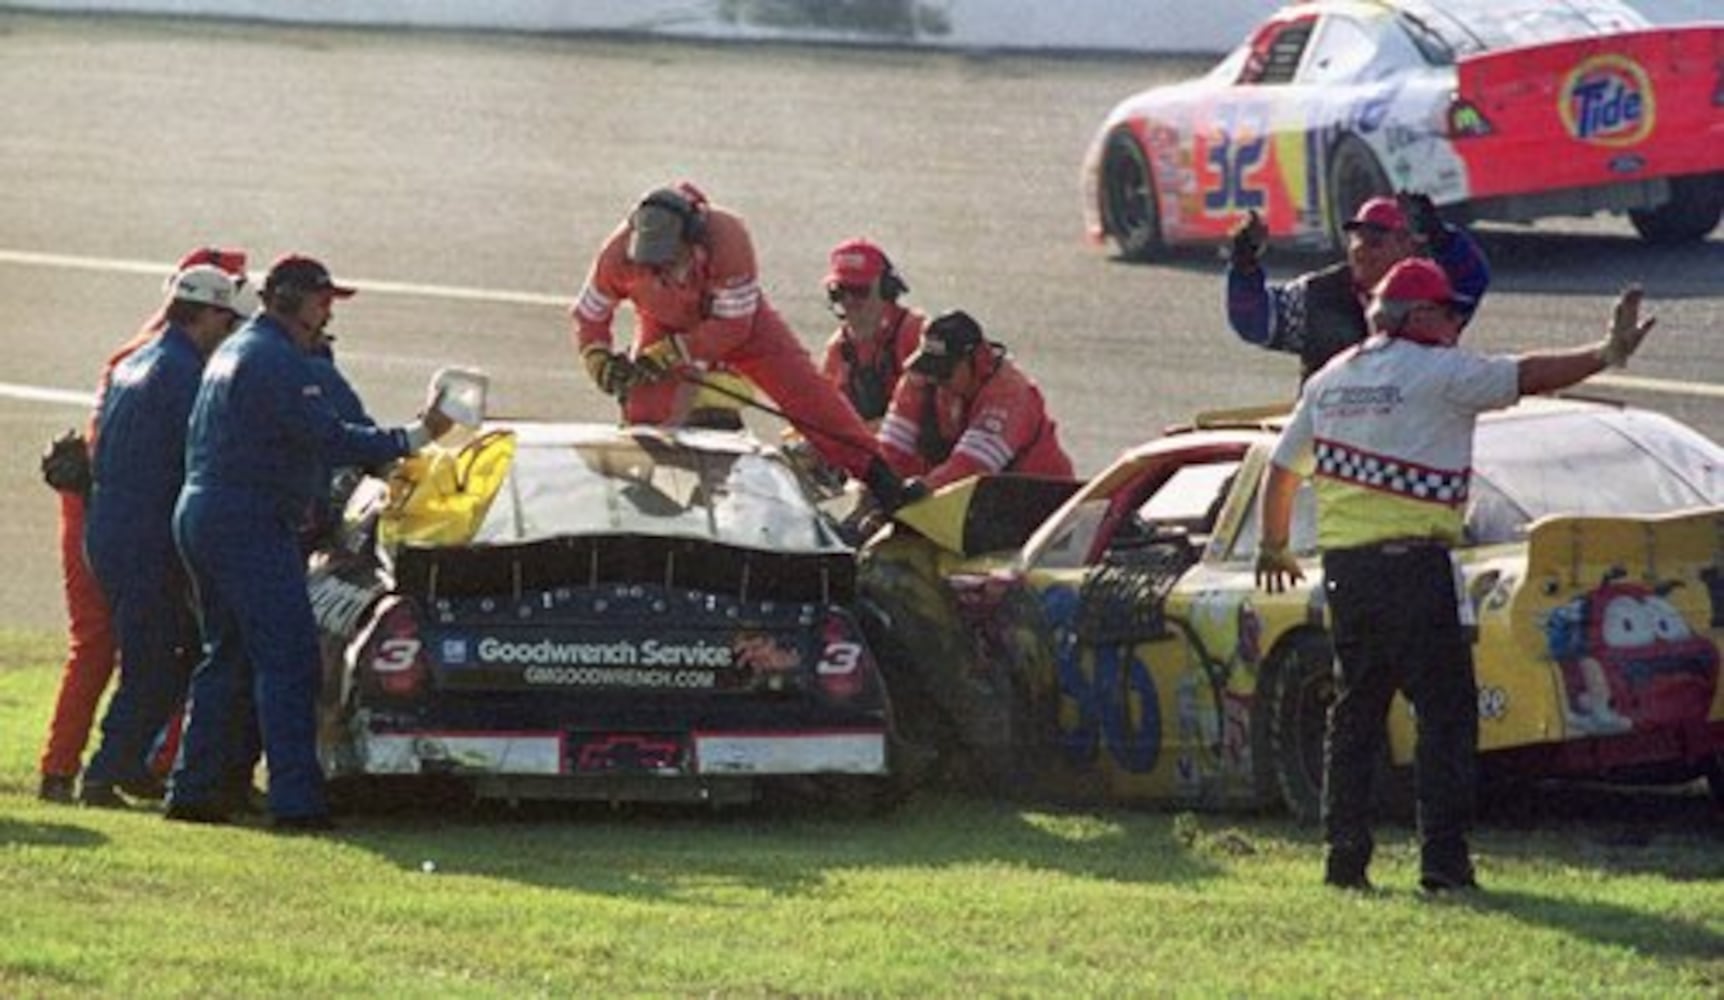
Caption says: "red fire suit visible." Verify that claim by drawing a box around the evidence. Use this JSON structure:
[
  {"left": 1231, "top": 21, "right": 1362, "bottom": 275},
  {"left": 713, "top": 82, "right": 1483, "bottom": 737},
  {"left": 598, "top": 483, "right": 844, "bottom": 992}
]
[
  {"left": 819, "top": 304, "right": 925, "bottom": 426},
  {"left": 571, "top": 205, "right": 882, "bottom": 478},
  {"left": 877, "top": 350, "right": 1074, "bottom": 490},
  {"left": 39, "top": 324, "right": 182, "bottom": 781}
]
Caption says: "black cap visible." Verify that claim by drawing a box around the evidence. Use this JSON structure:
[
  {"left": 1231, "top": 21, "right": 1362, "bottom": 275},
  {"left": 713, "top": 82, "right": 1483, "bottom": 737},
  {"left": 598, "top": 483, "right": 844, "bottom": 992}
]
[
  {"left": 263, "top": 254, "right": 356, "bottom": 299},
  {"left": 908, "top": 310, "right": 985, "bottom": 378}
]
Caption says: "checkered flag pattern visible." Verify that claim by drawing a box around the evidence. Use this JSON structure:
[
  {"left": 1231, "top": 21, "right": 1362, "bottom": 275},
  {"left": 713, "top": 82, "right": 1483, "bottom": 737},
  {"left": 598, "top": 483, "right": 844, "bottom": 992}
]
[{"left": 1314, "top": 439, "right": 1468, "bottom": 506}]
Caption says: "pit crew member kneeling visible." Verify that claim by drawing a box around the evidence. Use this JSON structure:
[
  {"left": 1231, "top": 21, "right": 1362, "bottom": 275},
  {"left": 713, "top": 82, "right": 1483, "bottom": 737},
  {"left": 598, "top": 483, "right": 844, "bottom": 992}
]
[{"left": 876, "top": 309, "right": 1073, "bottom": 493}]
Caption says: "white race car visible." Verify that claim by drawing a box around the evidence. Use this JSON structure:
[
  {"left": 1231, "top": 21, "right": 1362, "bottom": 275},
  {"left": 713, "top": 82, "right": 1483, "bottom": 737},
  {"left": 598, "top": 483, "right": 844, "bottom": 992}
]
[{"left": 1082, "top": 0, "right": 1723, "bottom": 257}]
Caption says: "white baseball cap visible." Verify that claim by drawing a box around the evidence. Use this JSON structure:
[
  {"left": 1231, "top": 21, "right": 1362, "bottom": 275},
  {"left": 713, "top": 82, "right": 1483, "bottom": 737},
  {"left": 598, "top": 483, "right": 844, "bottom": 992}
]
[{"left": 170, "top": 264, "right": 258, "bottom": 317}]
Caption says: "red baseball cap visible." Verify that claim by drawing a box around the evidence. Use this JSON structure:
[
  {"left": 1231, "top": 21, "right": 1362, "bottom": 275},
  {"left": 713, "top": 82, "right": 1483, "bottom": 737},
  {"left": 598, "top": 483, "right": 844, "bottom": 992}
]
[
  {"left": 1373, "top": 258, "right": 1458, "bottom": 305},
  {"left": 825, "top": 238, "right": 888, "bottom": 287},
  {"left": 263, "top": 254, "right": 356, "bottom": 299},
  {"left": 1341, "top": 196, "right": 1409, "bottom": 233}
]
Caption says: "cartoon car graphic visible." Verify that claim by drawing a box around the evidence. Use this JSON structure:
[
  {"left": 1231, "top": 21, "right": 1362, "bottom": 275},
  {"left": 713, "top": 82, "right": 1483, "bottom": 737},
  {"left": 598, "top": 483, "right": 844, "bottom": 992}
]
[
  {"left": 1081, "top": 0, "right": 1724, "bottom": 257},
  {"left": 1544, "top": 570, "right": 1721, "bottom": 735},
  {"left": 860, "top": 396, "right": 1724, "bottom": 819},
  {"left": 308, "top": 422, "right": 904, "bottom": 810}
]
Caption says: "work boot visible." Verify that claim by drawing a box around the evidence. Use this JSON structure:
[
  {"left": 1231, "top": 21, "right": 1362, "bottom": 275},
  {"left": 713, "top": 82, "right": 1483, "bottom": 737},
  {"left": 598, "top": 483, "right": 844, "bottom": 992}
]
[
  {"left": 118, "top": 775, "right": 169, "bottom": 801},
  {"left": 78, "top": 782, "right": 129, "bottom": 810},
  {"left": 37, "top": 773, "right": 77, "bottom": 804}
]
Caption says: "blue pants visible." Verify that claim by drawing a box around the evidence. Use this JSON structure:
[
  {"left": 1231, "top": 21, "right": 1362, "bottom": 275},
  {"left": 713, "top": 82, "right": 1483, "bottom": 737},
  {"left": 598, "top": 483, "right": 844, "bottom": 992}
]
[
  {"left": 82, "top": 537, "right": 197, "bottom": 789},
  {"left": 170, "top": 487, "right": 326, "bottom": 820}
]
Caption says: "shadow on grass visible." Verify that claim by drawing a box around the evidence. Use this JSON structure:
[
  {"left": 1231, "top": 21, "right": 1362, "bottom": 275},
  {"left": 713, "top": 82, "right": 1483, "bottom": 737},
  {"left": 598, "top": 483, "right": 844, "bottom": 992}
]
[
  {"left": 0, "top": 815, "right": 109, "bottom": 849},
  {"left": 1449, "top": 887, "right": 1724, "bottom": 965},
  {"left": 328, "top": 787, "right": 1224, "bottom": 900}
]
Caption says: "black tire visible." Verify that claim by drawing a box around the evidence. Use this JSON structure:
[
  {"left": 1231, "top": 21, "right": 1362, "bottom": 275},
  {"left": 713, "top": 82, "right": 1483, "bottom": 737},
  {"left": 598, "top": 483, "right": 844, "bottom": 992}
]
[
  {"left": 1326, "top": 134, "right": 1392, "bottom": 249},
  {"left": 1629, "top": 173, "right": 1723, "bottom": 244},
  {"left": 1265, "top": 630, "right": 1334, "bottom": 824},
  {"left": 1100, "top": 128, "right": 1165, "bottom": 260}
]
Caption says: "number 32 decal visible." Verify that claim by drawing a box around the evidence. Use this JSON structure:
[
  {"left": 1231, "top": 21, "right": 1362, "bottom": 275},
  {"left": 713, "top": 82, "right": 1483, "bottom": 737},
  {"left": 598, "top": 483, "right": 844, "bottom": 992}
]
[{"left": 1202, "top": 104, "right": 1270, "bottom": 213}]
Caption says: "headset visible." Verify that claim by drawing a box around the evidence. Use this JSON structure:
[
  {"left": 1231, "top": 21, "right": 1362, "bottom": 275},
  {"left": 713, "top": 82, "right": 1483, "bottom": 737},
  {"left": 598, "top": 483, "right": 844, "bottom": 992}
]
[
  {"left": 634, "top": 185, "right": 708, "bottom": 244},
  {"left": 876, "top": 252, "right": 908, "bottom": 302}
]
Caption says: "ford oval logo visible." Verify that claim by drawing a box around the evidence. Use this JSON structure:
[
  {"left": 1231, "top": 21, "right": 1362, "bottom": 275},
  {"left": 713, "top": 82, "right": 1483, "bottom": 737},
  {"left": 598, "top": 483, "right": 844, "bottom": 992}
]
[{"left": 1562, "top": 55, "right": 1655, "bottom": 147}]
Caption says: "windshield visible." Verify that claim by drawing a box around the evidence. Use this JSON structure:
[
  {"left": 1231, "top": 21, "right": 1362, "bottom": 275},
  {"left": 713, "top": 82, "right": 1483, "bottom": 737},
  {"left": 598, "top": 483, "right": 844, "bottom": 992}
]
[
  {"left": 474, "top": 434, "right": 845, "bottom": 554},
  {"left": 1467, "top": 409, "right": 1723, "bottom": 544}
]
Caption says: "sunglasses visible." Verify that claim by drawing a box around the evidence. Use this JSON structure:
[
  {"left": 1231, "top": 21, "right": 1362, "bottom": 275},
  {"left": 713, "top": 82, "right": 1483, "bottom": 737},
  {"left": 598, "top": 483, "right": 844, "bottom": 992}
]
[{"left": 827, "top": 283, "right": 873, "bottom": 303}]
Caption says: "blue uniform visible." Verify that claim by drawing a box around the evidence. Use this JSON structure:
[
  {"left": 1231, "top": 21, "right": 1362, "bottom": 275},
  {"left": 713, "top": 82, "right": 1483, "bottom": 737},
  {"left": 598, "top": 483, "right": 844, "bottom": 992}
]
[
  {"left": 170, "top": 314, "right": 412, "bottom": 821},
  {"left": 82, "top": 325, "right": 205, "bottom": 792}
]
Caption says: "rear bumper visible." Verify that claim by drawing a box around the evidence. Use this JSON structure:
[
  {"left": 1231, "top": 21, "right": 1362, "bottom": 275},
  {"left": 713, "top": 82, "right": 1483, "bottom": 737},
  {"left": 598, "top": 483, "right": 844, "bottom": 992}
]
[
  {"left": 335, "top": 726, "right": 889, "bottom": 780},
  {"left": 1485, "top": 718, "right": 1723, "bottom": 784}
]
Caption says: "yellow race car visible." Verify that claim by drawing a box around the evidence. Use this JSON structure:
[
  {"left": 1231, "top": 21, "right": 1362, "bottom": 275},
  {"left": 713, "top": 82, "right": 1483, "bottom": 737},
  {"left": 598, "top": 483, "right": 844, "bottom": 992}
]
[{"left": 859, "top": 396, "right": 1723, "bottom": 818}]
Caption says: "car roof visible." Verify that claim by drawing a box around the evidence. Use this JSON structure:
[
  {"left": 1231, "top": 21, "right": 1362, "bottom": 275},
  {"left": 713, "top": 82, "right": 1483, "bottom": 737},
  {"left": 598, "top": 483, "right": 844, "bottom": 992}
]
[{"left": 1275, "top": 0, "right": 1648, "bottom": 53}]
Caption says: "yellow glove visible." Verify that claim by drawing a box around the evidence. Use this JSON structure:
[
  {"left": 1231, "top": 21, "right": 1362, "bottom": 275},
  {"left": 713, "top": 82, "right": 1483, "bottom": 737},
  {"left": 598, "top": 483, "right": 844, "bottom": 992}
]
[
  {"left": 634, "top": 338, "right": 684, "bottom": 382},
  {"left": 1599, "top": 285, "right": 1655, "bottom": 368}
]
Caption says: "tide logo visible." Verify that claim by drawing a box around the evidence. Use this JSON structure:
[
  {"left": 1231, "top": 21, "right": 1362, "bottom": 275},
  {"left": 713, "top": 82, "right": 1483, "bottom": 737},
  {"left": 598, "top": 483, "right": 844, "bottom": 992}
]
[{"left": 1561, "top": 55, "right": 1655, "bottom": 147}]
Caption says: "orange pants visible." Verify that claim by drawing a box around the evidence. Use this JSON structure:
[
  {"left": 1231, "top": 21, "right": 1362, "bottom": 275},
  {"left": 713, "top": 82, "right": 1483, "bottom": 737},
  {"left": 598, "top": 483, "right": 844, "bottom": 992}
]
[
  {"left": 39, "top": 491, "right": 180, "bottom": 778},
  {"left": 621, "top": 305, "right": 882, "bottom": 479}
]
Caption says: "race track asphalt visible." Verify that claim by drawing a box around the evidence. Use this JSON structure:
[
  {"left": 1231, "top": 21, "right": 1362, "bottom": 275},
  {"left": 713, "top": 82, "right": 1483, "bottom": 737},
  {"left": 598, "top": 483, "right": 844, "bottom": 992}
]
[{"left": 1, "top": 12, "right": 1719, "bottom": 633}]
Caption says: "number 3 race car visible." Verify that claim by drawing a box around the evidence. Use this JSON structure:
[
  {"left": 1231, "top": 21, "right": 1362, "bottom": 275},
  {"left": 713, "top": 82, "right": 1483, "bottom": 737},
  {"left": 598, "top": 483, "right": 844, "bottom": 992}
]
[
  {"left": 861, "top": 397, "right": 1724, "bottom": 819},
  {"left": 307, "top": 423, "right": 905, "bottom": 810},
  {"left": 1082, "top": 0, "right": 1724, "bottom": 258}
]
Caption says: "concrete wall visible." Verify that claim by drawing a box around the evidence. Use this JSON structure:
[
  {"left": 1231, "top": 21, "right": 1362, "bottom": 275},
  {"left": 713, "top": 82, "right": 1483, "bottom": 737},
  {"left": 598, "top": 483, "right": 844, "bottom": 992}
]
[{"left": 0, "top": 0, "right": 1713, "bottom": 55}]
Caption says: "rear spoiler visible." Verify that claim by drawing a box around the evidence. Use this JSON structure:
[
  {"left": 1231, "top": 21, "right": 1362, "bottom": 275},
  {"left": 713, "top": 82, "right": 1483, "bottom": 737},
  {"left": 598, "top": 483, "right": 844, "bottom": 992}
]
[{"left": 1520, "top": 507, "right": 1724, "bottom": 636}]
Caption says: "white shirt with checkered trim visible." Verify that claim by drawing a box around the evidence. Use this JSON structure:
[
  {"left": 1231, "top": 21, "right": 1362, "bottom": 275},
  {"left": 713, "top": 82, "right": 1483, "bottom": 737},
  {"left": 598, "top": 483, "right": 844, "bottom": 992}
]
[{"left": 1271, "top": 335, "right": 1520, "bottom": 550}]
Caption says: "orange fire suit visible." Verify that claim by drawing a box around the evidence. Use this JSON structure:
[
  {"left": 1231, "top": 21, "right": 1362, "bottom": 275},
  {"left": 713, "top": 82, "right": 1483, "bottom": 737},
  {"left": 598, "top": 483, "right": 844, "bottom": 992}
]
[
  {"left": 877, "top": 350, "right": 1074, "bottom": 490},
  {"left": 820, "top": 304, "right": 926, "bottom": 426},
  {"left": 571, "top": 206, "right": 882, "bottom": 478},
  {"left": 40, "top": 323, "right": 182, "bottom": 781}
]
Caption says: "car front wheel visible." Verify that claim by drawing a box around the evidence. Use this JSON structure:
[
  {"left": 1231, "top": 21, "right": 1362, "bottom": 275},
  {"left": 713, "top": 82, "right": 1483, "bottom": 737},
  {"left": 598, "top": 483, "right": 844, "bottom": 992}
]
[
  {"left": 1629, "top": 172, "right": 1723, "bottom": 244},
  {"left": 1101, "top": 128, "right": 1165, "bottom": 260}
]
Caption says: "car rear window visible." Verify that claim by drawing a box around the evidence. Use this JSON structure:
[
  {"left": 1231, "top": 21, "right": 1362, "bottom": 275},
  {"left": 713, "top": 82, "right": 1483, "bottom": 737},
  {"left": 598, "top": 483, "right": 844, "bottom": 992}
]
[
  {"left": 473, "top": 437, "right": 846, "bottom": 553},
  {"left": 1467, "top": 409, "right": 1723, "bottom": 543}
]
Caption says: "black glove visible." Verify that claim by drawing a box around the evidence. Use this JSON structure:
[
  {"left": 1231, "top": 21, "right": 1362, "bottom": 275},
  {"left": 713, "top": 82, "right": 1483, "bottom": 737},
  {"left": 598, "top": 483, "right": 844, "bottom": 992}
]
[
  {"left": 1398, "top": 191, "right": 1447, "bottom": 251},
  {"left": 582, "top": 348, "right": 637, "bottom": 398},
  {"left": 860, "top": 457, "right": 910, "bottom": 514},
  {"left": 1228, "top": 210, "right": 1267, "bottom": 273},
  {"left": 40, "top": 428, "right": 92, "bottom": 495}
]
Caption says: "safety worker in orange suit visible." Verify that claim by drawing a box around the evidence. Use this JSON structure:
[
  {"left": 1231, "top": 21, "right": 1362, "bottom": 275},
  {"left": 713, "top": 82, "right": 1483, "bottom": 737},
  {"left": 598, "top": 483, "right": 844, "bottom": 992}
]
[
  {"left": 1255, "top": 259, "right": 1657, "bottom": 893},
  {"left": 818, "top": 238, "right": 925, "bottom": 426},
  {"left": 877, "top": 310, "right": 1074, "bottom": 491},
  {"left": 570, "top": 182, "right": 908, "bottom": 508},
  {"left": 35, "top": 245, "right": 250, "bottom": 804}
]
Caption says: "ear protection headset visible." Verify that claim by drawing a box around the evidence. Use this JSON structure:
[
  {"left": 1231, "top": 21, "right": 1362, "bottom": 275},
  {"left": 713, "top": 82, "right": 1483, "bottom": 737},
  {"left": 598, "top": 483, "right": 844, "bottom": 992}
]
[
  {"left": 876, "top": 253, "right": 908, "bottom": 302},
  {"left": 635, "top": 185, "right": 708, "bottom": 244}
]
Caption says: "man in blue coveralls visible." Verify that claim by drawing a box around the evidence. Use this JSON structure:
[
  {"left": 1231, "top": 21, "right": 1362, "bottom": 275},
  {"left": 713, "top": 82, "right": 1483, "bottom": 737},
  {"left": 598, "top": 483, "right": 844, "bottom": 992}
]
[
  {"left": 165, "top": 254, "right": 453, "bottom": 830},
  {"left": 79, "top": 265, "right": 257, "bottom": 808}
]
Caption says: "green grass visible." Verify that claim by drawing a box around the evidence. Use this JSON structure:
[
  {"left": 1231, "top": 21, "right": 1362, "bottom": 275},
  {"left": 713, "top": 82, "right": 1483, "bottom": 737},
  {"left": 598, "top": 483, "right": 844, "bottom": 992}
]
[{"left": 1, "top": 628, "right": 1719, "bottom": 998}]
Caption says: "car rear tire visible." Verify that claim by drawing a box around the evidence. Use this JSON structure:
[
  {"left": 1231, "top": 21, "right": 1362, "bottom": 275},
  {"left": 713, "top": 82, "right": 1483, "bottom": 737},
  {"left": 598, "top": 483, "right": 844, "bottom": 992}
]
[
  {"left": 1265, "top": 630, "right": 1333, "bottom": 824},
  {"left": 1101, "top": 128, "right": 1165, "bottom": 260},
  {"left": 1326, "top": 135, "right": 1392, "bottom": 249},
  {"left": 1629, "top": 173, "right": 1723, "bottom": 244}
]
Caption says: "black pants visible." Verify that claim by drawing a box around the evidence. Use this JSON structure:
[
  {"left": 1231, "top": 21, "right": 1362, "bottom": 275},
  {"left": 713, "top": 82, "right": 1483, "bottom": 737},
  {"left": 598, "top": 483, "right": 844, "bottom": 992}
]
[{"left": 1321, "top": 543, "right": 1477, "bottom": 878}]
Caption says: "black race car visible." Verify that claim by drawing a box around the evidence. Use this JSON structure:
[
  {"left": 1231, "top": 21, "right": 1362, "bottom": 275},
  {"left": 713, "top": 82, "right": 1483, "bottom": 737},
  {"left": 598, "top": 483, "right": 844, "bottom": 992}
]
[{"left": 307, "top": 422, "right": 901, "bottom": 809}]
